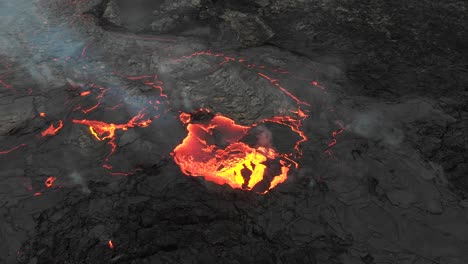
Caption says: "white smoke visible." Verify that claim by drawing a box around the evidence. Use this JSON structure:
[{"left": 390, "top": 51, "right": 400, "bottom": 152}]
[
  {"left": 254, "top": 125, "right": 273, "bottom": 148},
  {"left": 67, "top": 171, "right": 91, "bottom": 194},
  {"left": 347, "top": 111, "right": 404, "bottom": 147}
]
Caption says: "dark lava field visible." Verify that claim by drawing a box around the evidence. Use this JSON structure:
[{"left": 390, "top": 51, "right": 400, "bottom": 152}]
[{"left": 0, "top": 0, "right": 467, "bottom": 263}]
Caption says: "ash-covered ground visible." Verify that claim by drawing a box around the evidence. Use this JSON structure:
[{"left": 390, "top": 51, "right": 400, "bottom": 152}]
[{"left": 0, "top": 0, "right": 467, "bottom": 263}]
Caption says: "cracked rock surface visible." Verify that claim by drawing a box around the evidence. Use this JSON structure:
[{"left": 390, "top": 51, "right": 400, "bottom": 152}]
[{"left": 0, "top": 0, "right": 467, "bottom": 263}]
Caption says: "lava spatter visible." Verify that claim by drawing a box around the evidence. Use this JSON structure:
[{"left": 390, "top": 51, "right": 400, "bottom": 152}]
[
  {"left": 80, "top": 91, "right": 91, "bottom": 97},
  {"left": 172, "top": 110, "right": 304, "bottom": 193}
]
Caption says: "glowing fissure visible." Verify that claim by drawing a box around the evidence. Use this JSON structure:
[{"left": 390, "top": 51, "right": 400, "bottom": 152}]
[
  {"left": 325, "top": 121, "right": 345, "bottom": 157},
  {"left": 72, "top": 111, "right": 151, "bottom": 164},
  {"left": 67, "top": 76, "right": 166, "bottom": 175},
  {"left": 262, "top": 112, "right": 309, "bottom": 156},
  {"left": 41, "top": 120, "right": 64, "bottom": 137},
  {"left": 171, "top": 51, "right": 312, "bottom": 107},
  {"left": 80, "top": 91, "right": 91, "bottom": 96},
  {"left": 45, "top": 176, "right": 57, "bottom": 188},
  {"left": 0, "top": 144, "right": 27, "bottom": 155},
  {"left": 257, "top": 72, "right": 310, "bottom": 106},
  {"left": 82, "top": 103, "right": 100, "bottom": 114},
  {"left": 71, "top": 83, "right": 109, "bottom": 114},
  {"left": 113, "top": 72, "right": 168, "bottom": 98}
]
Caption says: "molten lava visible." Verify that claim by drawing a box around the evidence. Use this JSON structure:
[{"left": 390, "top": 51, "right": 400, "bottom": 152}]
[
  {"left": 0, "top": 143, "right": 27, "bottom": 155},
  {"left": 45, "top": 176, "right": 56, "bottom": 188},
  {"left": 257, "top": 73, "right": 310, "bottom": 106},
  {"left": 108, "top": 240, "right": 114, "bottom": 249},
  {"left": 72, "top": 112, "right": 151, "bottom": 162},
  {"left": 41, "top": 121, "right": 63, "bottom": 137},
  {"left": 82, "top": 103, "right": 100, "bottom": 114},
  {"left": 172, "top": 110, "right": 305, "bottom": 193}
]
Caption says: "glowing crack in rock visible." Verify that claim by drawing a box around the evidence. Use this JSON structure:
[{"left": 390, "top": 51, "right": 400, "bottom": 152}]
[
  {"left": 257, "top": 72, "right": 310, "bottom": 106},
  {"left": 45, "top": 176, "right": 57, "bottom": 188},
  {"left": 69, "top": 83, "right": 109, "bottom": 114},
  {"left": 41, "top": 120, "right": 64, "bottom": 137},
  {"left": 325, "top": 121, "right": 345, "bottom": 157},
  {"left": 113, "top": 72, "right": 168, "bottom": 98},
  {"left": 81, "top": 103, "right": 101, "bottom": 114},
  {"left": 72, "top": 111, "right": 152, "bottom": 166},
  {"left": 80, "top": 91, "right": 91, "bottom": 97},
  {"left": 108, "top": 240, "right": 114, "bottom": 249},
  {"left": 0, "top": 144, "right": 27, "bottom": 155}
]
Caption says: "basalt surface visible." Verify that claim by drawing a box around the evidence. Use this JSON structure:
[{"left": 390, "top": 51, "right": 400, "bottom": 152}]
[{"left": 0, "top": 0, "right": 467, "bottom": 264}]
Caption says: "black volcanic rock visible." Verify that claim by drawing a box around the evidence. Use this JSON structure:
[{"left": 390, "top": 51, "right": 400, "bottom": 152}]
[
  {"left": 219, "top": 10, "right": 274, "bottom": 47},
  {"left": 0, "top": 0, "right": 467, "bottom": 263}
]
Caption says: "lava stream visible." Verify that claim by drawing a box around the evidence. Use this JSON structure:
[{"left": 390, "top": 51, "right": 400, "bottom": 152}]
[
  {"left": 41, "top": 120, "right": 64, "bottom": 137},
  {"left": 72, "top": 112, "right": 152, "bottom": 162},
  {"left": 0, "top": 144, "right": 27, "bottom": 155}
]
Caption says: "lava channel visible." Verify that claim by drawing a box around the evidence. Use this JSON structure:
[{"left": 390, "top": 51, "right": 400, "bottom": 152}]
[
  {"left": 172, "top": 110, "right": 304, "bottom": 193},
  {"left": 41, "top": 120, "right": 64, "bottom": 137},
  {"left": 72, "top": 111, "right": 152, "bottom": 166}
]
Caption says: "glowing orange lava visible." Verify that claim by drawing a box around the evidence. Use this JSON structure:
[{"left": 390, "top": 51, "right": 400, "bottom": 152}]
[
  {"left": 172, "top": 110, "right": 305, "bottom": 193},
  {"left": 257, "top": 73, "right": 310, "bottom": 106},
  {"left": 82, "top": 102, "right": 100, "bottom": 114},
  {"left": 80, "top": 91, "right": 91, "bottom": 96},
  {"left": 0, "top": 143, "right": 27, "bottom": 155},
  {"left": 45, "top": 176, "right": 56, "bottom": 188},
  {"left": 72, "top": 112, "right": 151, "bottom": 162},
  {"left": 113, "top": 73, "right": 168, "bottom": 98},
  {"left": 41, "top": 121, "right": 63, "bottom": 137}
]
